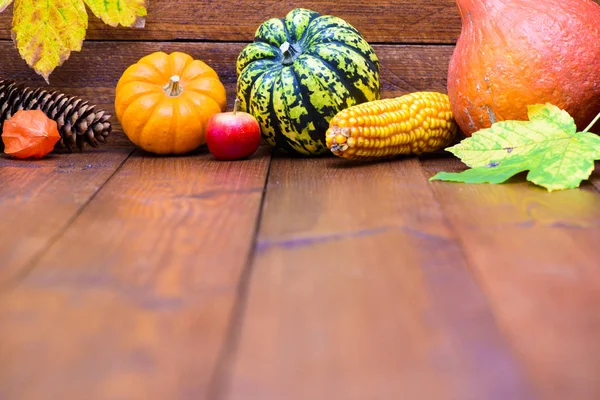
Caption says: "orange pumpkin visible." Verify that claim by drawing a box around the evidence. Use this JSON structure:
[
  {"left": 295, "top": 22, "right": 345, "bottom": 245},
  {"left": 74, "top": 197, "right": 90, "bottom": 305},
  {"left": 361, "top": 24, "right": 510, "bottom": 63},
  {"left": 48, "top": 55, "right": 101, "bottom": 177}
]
[
  {"left": 448, "top": 0, "right": 600, "bottom": 136},
  {"left": 115, "top": 51, "right": 227, "bottom": 154}
]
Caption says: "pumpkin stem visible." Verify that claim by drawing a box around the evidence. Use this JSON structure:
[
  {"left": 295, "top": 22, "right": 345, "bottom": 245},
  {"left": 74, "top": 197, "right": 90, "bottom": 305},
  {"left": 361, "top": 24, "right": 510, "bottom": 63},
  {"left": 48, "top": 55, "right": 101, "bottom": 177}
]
[
  {"left": 233, "top": 98, "right": 240, "bottom": 115},
  {"left": 280, "top": 42, "right": 300, "bottom": 66},
  {"left": 455, "top": 0, "right": 490, "bottom": 24},
  {"left": 583, "top": 111, "right": 600, "bottom": 133},
  {"left": 164, "top": 75, "right": 183, "bottom": 97}
]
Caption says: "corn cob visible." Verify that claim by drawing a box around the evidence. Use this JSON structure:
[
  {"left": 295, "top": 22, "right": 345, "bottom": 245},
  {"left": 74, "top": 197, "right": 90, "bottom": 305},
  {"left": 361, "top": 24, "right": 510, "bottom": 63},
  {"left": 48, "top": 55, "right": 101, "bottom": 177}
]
[{"left": 326, "top": 92, "right": 457, "bottom": 160}]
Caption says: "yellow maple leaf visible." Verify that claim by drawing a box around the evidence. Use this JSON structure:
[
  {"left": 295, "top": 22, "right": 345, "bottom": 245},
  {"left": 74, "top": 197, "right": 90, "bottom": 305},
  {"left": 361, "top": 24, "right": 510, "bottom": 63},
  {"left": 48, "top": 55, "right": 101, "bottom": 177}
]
[
  {"left": 12, "top": 0, "right": 88, "bottom": 82},
  {"left": 0, "top": 0, "right": 12, "bottom": 13},
  {"left": 1, "top": 0, "right": 147, "bottom": 82},
  {"left": 85, "top": 0, "right": 147, "bottom": 28}
]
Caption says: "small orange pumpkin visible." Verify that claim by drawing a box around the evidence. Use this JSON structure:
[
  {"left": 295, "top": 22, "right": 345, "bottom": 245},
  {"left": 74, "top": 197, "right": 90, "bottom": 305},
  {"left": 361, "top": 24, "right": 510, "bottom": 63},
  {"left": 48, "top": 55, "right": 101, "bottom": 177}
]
[{"left": 115, "top": 51, "right": 227, "bottom": 154}]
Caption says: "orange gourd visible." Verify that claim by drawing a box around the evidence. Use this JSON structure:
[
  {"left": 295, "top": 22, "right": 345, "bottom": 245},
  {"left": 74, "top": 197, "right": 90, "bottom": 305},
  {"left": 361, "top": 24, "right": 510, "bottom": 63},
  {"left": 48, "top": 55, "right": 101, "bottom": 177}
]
[
  {"left": 448, "top": 0, "right": 600, "bottom": 136},
  {"left": 115, "top": 52, "right": 226, "bottom": 154}
]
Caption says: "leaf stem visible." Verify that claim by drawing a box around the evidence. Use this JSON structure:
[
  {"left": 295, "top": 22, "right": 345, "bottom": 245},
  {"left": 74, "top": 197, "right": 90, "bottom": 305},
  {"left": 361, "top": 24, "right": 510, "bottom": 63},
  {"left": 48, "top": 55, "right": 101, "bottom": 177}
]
[{"left": 582, "top": 111, "right": 600, "bottom": 133}]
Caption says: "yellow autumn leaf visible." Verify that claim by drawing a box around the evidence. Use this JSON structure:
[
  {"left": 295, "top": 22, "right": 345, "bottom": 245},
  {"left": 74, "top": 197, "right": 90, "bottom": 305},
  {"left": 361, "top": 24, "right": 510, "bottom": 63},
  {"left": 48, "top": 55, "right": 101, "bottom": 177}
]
[
  {"left": 12, "top": 0, "right": 88, "bottom": 82},
  {"left": 0, "top": 0, "right": 12, "bottom": 12},
  {"left": 84, "top": 0, "right": 147, "bottom": 28},
  {"left": 8, "top": 0, "right": 147, "bottom": 82},
  {"left": 13, "top": 0, "right": 88, "bottom": 81}
]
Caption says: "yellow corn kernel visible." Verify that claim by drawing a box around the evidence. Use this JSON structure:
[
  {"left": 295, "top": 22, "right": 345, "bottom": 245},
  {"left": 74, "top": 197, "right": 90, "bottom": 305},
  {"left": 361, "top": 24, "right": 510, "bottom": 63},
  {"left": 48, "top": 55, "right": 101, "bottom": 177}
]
[
  {"left": 337, "top": 119, "right": 348, "bottom": 128},
  {"left": 335, "top": 134, "right": 347, "bottom": 144},
  {"left": 325, "top": 92, "right": 458, "bottom": 160}
]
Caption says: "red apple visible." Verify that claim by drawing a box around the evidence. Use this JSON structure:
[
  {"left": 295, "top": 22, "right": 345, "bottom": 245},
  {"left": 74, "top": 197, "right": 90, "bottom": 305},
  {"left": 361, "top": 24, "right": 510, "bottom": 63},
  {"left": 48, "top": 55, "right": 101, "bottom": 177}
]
[{"left": 206, "top": 99, "right": 261, "bottom": 160}]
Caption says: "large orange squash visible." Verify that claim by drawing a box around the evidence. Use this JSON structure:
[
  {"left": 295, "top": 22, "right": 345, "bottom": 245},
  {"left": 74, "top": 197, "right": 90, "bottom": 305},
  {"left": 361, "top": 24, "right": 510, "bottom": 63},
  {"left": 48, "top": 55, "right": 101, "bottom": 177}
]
[
  {"left": 115, "top": 52, "right": 226, "bottom": 154},
  {"left": 448, "top": 0, "right": 600, "bottom": 136}
]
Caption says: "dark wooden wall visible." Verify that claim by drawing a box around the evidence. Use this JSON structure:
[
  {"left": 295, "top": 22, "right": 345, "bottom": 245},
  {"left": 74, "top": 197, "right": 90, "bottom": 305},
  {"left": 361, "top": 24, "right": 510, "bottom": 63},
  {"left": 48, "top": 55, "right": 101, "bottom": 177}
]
[
  {"left": 0, "top": 1, "right": 463, "bottom": 43},
  {"left": 0, "top": 0, "right": 463, "bottom": 145},
  {"left": 2, "top": 0, "right": 598, "bottom": 145}
]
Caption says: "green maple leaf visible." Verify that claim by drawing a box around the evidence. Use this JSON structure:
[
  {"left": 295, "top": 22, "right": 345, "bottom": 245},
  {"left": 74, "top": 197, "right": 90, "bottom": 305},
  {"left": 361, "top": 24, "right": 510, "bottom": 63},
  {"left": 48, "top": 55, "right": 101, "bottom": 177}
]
[
  {"left": 1, "top": 0, "right": 147, "bottom": 82},
  {"left": 431, "top": 104, "right": 600, "bottom": 192}
]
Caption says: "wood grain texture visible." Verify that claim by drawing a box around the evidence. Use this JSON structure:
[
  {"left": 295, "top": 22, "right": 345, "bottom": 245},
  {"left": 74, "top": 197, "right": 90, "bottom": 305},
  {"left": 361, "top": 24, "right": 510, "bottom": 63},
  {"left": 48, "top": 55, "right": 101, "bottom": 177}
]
[
  {"left": 0, "top": 1, "right": 462, "bottom": 44},
  {"left": 0, "top": 41, "right": 454, "bottom": 96},
  {"left": 423, "top": 157, "right": 600, "bottom": 400},
  {"left": 1, "top": 0, "right": 599, "bottom": 397},
  {"left": 0, "top": 41, "right": 453, "bottom": 148},
  {"left": 0, "top": 150, "right": 132, "bottom": 287},
  {"left": 592, "top": 163, "right": 600, "bottom": 192},
  {"left": 2, "top": 0, "right": 598, "bottom": 44},
  {"left": 215, "top": 156, "right": 534, "bottom": 400},
  {"left": 0, "top": 148, "right": 270, "bottom": 399}
]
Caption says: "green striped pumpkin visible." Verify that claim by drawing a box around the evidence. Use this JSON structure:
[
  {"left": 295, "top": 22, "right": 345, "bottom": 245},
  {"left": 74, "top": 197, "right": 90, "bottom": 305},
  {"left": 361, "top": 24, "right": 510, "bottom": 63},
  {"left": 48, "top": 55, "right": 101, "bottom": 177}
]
[{"left": 236, "top": 8, "right": 381, "bottom": 156}]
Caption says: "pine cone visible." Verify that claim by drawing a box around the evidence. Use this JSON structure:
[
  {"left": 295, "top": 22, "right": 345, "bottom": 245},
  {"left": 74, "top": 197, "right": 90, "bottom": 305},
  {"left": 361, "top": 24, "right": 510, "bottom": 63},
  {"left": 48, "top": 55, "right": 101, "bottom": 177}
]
[{"left": 0, "top": 80, "right": 112, "bottom": 152}]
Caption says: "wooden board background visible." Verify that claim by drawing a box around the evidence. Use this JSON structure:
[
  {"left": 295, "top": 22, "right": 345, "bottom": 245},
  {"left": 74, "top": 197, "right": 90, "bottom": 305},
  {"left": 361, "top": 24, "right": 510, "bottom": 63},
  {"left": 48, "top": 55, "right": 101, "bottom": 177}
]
[
  {"left": 0, "top": 4, "right": 463, "bottom": 398},
  {"left": 0, "top": 0, "right": 470, "bottom": 142},
  {"left": 2, "top": 1, "right": 600, "bottom": 399},
  {"left": 0, "top": 1, "right": 463, "bottom": 43},
  {"left": 0, "top": 0, "right": 598, "bottom": 125}
]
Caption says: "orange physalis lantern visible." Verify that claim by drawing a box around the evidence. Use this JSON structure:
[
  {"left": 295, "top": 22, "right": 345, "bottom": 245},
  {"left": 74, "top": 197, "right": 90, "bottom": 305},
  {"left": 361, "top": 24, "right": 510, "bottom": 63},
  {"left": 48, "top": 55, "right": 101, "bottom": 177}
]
[{"left": 2, "top": 110, "right": 60, "bottom": 159}]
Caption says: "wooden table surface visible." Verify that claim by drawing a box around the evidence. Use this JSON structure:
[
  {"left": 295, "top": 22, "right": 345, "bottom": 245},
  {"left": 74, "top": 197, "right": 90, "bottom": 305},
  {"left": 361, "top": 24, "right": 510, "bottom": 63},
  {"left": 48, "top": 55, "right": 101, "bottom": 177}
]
[{"left": 2, "top": 1, "right": 600, "bottom": 399}]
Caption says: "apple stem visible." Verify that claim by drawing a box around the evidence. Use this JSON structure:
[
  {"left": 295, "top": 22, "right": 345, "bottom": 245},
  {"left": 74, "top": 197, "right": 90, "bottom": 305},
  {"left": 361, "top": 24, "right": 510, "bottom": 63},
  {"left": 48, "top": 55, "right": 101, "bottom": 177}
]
[
  {"left": 164, "top": 75, "right": 183, "bottom": 97},
  {"left": 583, "top": 111, "right": 600, "bottom": 133},
  {"left": 233, "top": 98, "right": 240, "bottom": 115}
]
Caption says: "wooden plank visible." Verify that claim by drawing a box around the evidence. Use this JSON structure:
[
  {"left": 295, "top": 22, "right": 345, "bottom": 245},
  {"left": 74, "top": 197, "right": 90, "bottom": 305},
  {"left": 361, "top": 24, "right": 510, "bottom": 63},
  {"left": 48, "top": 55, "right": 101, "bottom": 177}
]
[
  {"left": 0, "top": 41, "right": 453, "bottom": 150},
  {"left": 0, "top": 147, "right": 271, "bottom": 399},
  {"left": 0, "top": 1, "right": 462, "bottom": 44},
  {"left": 422, "top": 156, "right": 600, "bottom": 400},
  {"left": 0, "top": 40, "right": 454, "bottom": 112},
  {"left": 215, "top": 156, "right": 535, "bottom": 400},
  {"left": 0, "top": 149, "right": 133, "bottom": 287},
  {"left": 592, "top": 163, "right": 600, "bottom": 192},
  {"left": 3, "top": 0, "right": 598, "bottom": 43}
]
